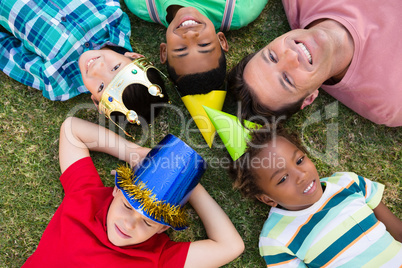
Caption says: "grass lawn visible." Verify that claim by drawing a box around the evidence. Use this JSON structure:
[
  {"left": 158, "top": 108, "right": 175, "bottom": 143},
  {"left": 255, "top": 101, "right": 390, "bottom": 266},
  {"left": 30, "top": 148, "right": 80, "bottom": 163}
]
[{"left": 0, "top": 0, "right": 401, "bottom": 267}]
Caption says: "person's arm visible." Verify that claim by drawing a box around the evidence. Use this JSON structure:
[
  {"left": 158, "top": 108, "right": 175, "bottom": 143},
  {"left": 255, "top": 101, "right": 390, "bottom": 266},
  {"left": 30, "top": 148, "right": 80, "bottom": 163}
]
[
  {"left": 59, "top": 117, "right": 150, "bottom": 173},
  {"left": 373, "top": 201, "right": 402, "bottom": 243},
  {"left": 184, "top": 184, "right": 244, "bottom": 268}
]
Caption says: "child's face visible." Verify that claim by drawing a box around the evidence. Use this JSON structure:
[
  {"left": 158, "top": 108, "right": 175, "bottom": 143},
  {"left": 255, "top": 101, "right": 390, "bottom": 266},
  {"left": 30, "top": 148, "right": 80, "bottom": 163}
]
[
  {"left": 106, "top": 187, "right": 169, "bottom": 247},
  {"left": 161, "top": 7, "right": 228, "bottom": 76},
  {"left": 78, "top": 49, "right": 144, "bottom": 106},
  {"left": 253, "top": 136, "right": 323, "bottom": 211}
]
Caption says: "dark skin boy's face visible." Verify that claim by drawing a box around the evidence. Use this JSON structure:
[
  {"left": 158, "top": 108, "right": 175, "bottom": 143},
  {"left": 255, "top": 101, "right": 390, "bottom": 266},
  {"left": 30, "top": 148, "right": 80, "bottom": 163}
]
[{"left": 160, "top": 7, "right": 228, "bottom": 76}]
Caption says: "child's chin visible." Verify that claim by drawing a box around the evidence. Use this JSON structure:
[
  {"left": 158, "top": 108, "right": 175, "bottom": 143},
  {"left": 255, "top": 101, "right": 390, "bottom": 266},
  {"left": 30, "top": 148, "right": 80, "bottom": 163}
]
[
  {"left": 78, "top": 51, "right": 93, "bottom": 71},
  {"left": 108, "top": 236, "right": 130, "bottom": 247},
  {"left": 108, "top": 235, "right": 143, "bottom": 247},
  {"left": 77, "top": 55, "right": 86, "bottom": 74}
]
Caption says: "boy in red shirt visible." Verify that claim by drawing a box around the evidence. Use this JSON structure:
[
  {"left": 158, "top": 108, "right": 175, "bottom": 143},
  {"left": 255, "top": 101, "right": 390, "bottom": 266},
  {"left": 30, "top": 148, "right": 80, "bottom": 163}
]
[{"left": 22, "top": 117, "right": 244, "bottom": 267}]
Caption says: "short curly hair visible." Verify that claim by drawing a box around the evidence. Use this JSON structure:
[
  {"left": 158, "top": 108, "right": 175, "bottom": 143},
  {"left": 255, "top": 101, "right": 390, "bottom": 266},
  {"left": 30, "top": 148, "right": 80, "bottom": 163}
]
[{"left": 228, "top": 124, "right": 306, "bottom": 200}]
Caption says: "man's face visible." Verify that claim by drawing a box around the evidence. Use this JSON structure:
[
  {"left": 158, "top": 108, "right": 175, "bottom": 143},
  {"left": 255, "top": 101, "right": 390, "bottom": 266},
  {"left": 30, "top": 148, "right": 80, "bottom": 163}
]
[
  {"left": 253, "top": 136, "right": 322, "bottom": 211},
  {"left": 78, "top": 49, "right": 144, "bottom": 104},
  {"left": 106, "top": 188, "right": 169, "bottom": 247},
  {"left": 161, "top": 7, "right": 228, "bottom": 76},
  {"left": 244, "top": 27, "right": 337, "bottom": 111}
]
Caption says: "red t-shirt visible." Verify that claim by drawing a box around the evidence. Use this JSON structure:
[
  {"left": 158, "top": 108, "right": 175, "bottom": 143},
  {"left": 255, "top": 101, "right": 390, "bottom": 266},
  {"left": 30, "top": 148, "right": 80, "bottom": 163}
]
[{"left": 23, "top": 157, "right": 190, "bottom": 268}]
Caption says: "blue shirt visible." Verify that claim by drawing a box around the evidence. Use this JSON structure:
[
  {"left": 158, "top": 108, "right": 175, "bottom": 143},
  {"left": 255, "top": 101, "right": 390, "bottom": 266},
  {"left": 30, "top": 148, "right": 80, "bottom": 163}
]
[{"left": 0, "top": 0, "right": 132, "bottom": 100}]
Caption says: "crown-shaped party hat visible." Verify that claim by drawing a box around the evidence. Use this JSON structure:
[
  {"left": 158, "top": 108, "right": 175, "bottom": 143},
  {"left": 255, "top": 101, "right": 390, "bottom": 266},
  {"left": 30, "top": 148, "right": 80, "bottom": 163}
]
[
  {"left": 99, "top": 57, "right": 165, "bottom": 125},
  {"left": 203, "top": 106, "right": 261, "bottom": 160},
  {"left": 181, "top": 90, "right": 226, "bottom": 147}
]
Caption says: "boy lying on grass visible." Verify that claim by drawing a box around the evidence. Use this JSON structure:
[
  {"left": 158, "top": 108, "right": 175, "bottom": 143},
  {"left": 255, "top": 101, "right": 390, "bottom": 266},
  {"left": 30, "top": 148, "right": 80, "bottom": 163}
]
[
  {"left": 22, "top": 117, "right": 244, "bottom": 267},
  {"left": 1, "top": 0, "right": 168, "bottom": 124},
  {"left": 230, "top": 125, "right": 402, "bottom": 267}
]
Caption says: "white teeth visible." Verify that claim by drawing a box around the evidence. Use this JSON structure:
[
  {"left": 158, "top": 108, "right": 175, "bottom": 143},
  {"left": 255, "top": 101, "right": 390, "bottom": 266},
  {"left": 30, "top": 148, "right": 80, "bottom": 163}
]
[
  {"left": 87, "top": 57, "right": 99, "bottom": 69},
  {"left": 297, "top": 43, "right": 312, "bottom": 64},
  {"left": 87, "top": 59, "right": 94, "bottom": 68},
  {"left": 304, "top": 181, "right": 314, "bottom": 193},
  {"left": 179, "top": 20, "right": 199, "bottom": 27}
]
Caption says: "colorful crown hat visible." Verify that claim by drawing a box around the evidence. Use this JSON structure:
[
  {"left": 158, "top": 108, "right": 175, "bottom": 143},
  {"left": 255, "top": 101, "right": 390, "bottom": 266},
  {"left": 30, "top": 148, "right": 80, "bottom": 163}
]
[
  {"left": 203, "top": 106, "right": 261, "bottom": 161},
  {"left": 99, "top": 57, "right": 164, "bottom": 125},
  {"left": 181, "top": 90, "right": 227, "bottom": 148},
  {"left": 115, "top": 134, "right": 206, "bottom": 230}
]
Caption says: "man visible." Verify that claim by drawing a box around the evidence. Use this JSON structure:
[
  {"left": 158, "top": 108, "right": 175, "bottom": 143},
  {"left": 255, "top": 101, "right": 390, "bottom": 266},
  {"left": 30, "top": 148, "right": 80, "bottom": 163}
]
[{"left": 229, "top": 0, "right": 402, "bottom": 127}]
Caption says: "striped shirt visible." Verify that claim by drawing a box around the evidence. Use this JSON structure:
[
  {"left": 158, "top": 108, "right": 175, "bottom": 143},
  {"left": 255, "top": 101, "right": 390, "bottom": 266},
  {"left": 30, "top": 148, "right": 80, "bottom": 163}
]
[
  {"left": 259, "top": 172, "right": 402, "bottom": 267},
  {"left": 0, "top": 0, "right": 132, "bottom": 100}
]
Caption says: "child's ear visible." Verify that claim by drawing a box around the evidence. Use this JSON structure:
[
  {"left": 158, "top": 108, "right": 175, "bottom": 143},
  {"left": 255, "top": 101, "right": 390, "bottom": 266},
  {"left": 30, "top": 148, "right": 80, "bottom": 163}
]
[
  {"left": 112, "top": 186, "right": 120, "bottom": 197},
  {"left": 301, "top": 89, "right": 319, "bottom": 109},
  {"left": 256, "top": 194, "right": 278, "bottom": 207},
  {"left": 123, "top": 52, "right": 144, "bottom": 60},
  {"left": 159, "top": 43, "right": 167, "bottom": 64},
  {"left": 157, "top": 225, "right": 170, "bottom": 234},
  {"left": 217, "top": 32, "right": 229, "bottom": 52}
]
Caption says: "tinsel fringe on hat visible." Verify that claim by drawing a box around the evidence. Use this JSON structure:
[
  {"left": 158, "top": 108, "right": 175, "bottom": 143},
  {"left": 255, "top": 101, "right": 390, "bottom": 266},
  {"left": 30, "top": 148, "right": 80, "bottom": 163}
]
[{"left": 116, "top": 165, "right": 188, "bottom": 229}]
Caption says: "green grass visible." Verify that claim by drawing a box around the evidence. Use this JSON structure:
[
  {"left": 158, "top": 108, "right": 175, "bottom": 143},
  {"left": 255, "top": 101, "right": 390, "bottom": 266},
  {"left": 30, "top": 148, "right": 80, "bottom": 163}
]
[{"left": 0, "top": 0, "right": 401, "bottom": 267}]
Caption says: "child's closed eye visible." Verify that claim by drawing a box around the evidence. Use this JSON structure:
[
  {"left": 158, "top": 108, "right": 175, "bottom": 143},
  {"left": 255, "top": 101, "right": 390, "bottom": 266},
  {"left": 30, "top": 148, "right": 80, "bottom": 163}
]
[
  {"left": 123, "top": 202, "right": 132, "bottom": 210},
  {"left": 143, "top": 220, "right": 152, "bottom": 227}
]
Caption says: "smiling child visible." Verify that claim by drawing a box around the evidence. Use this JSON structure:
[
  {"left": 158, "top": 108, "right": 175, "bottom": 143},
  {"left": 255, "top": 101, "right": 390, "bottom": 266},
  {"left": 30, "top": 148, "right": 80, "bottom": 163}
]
[
  {"left": 229, "top": 125, "right": 402, "bottom": 267},
  {"left": 124, "top": 0, "right": 268, "bottom": 90},
  {"left": 22, "top": 117, "right": 244, "bottom": 267},
  {"left": 124, "top": 1, "right": 268, "bottom": 145},
  {"left": 0, "top": 0, "right": 168, "bottom": 123}
]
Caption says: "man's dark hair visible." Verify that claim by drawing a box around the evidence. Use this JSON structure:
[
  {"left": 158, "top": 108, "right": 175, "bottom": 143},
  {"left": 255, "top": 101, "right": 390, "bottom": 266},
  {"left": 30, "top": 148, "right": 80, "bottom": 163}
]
[
  {"left": 111, "top": 67, "right": 169, "bottom": 124},
  {"left": 227, "top": 52, "right": 305, "bottom": 124},
  {"left": 166, "top": 48, "right": 226, "bottom": 96}
]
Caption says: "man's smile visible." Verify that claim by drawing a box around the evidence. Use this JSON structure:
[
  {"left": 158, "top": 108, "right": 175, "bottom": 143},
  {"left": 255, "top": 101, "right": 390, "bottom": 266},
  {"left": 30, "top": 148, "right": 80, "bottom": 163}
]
[{"left": 296, "top": 42, "right": 312, "bottom": 64}]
